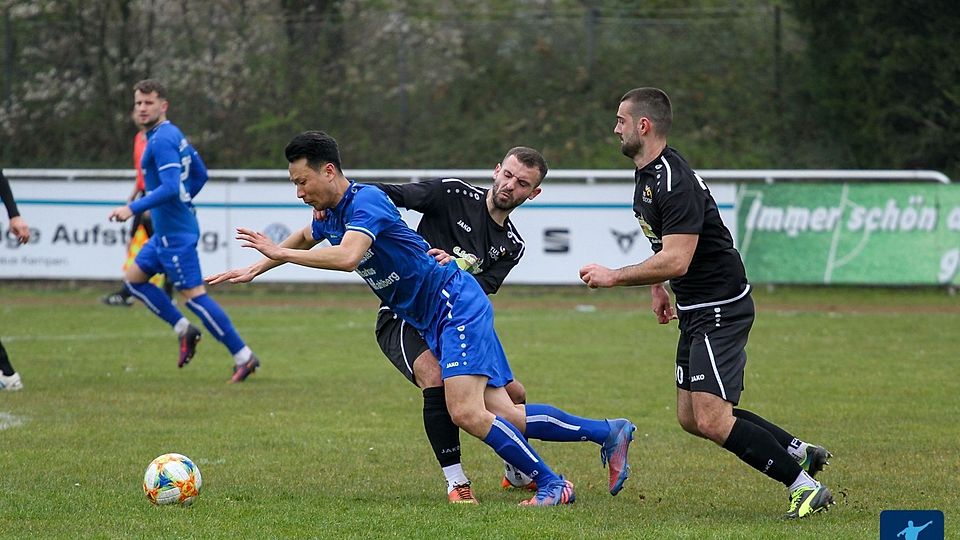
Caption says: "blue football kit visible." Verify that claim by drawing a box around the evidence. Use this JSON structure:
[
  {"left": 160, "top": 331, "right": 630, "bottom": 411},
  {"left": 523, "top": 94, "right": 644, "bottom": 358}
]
[
  {"left": 311, "top": 182, "right": 515, "bottom": 386},
  {"left": 129, "top": 121, "right": 208, "bottom": 289},
  {"left": 123, "top": 120, "right": 248, "bottom": 359}
]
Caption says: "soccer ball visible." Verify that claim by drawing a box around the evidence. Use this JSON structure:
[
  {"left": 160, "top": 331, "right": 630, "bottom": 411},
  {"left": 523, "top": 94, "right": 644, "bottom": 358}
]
[
  {"left": 143, "top": 453, "right": 202, "bottom": 507},
  {"left": 503, "top": 461, "right": 535, "bottom": 489}
]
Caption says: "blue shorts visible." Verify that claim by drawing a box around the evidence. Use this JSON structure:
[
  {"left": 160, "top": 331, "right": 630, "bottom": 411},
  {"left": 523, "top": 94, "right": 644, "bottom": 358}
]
[
  {"left": 134, "top": 233, "right": 203, "bottom": 290},
  {"left": 423, "top": 272, "right": 513, "bottom": 388}
]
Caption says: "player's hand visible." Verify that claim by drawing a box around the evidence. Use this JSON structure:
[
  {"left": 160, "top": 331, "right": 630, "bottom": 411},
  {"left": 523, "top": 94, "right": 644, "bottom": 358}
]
[
  {"left": 236, "top": 227, "right": 285, "bottom": 260},
  {"left": 108, "top": 205, "right": 134, "bottom": 223},
  {"left": 579, "top": 263, "right": 618, "bottom": 288},
  {"left": 428, "top": 247, "right": 453, "bottom": 265},
  {"left": 205, "top": 266, "right": 257, "bottom": 285},
  {"left": 8, "top": 216, "right": 30, "bottom": 244},
  {"left": 650, "top": 283, "right": 676, "bottom": 324}
]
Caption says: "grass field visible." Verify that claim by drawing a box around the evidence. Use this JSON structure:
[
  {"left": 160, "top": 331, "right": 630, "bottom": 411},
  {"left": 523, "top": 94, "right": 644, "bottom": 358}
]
[{"left": 1, "top": 283, "right": 957, "bottom": 539}]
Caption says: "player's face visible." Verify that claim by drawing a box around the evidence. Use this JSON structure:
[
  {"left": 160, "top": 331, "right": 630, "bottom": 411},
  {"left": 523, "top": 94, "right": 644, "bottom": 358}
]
[
  {"left": 615, "top": 101, "right": 642, "bottom": 159},
  {"left": 133, "top": 90, "right": 167, "bottom": 129},
  {"left": 490, "top": 155, "right": 542, "bottom": 211},
  {"left": 289, "top": 158, "right": 338, "bottom": 210}
]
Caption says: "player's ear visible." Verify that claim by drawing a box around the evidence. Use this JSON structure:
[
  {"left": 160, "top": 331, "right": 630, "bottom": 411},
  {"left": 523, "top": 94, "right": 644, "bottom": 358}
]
[
  {"left": 492, "top": 162, "right": 502, "bottom": 180},
  {"left": 527, "top": 186, "right": 542, "bottom": 201},
  {"left": 323, "top": 162, "right": 336, "bottom": 178}
]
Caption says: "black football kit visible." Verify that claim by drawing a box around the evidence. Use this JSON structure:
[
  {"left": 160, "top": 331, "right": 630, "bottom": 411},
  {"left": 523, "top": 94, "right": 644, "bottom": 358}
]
[
  {"left": 632, "top": 146, "right": 752, "bottom": 404},
  {"left": 369, "top": 178, "right": 526, "bottom": 384}
]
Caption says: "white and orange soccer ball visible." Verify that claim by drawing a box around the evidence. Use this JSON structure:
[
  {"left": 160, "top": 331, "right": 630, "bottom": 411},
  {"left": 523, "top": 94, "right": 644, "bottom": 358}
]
[{"left": 143, "top": 453, "right": 202, "bottom": 507}]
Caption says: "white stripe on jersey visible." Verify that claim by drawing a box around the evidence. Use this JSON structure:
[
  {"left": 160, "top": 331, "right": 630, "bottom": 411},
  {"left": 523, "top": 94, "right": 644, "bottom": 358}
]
[
  {"left": 506, "top": 222, "right": 525, "bottom": 261},
  {"left": 676, "top": 284, "right": 751, "bottom": 311},
  {"left": 157, "top": 162, "right": 181, "bottom": 171},
  {"left": 345, "top": 225, "right": 376, "bottom": 241},
  {"left": 660, "top": 156, "right": 673, "bottom": 192},
  {"left": 703, "top": 335, "right": 727, "bottom": 400},
  {"left": 440, "top": 178, "right": 484, "bottom": 195}
]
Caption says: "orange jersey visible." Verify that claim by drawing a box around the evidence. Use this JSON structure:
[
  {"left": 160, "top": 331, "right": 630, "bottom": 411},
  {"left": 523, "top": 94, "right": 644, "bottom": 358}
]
[{"left": 133, "top": 130, "right": 147, "bottom": 191}]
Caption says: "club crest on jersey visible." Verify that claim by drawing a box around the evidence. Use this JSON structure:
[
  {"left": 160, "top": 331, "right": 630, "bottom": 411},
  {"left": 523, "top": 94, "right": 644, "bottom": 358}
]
[{"left": 642, "top": 185, "right": 653, "bottom": 204}]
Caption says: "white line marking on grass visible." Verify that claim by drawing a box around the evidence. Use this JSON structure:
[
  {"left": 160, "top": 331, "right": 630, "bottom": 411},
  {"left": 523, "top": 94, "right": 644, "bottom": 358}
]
[
  {"left": 1, "top": 332, "right": 170, "bottom": 343},
  {"left": 0, "top": 412, "right": 27, "bottom": 430}
]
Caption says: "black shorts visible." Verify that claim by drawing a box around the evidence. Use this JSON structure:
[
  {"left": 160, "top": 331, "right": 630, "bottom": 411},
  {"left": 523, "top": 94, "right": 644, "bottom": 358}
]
[
  {"left": 675, "top": 291, "right": 754, "bottom": 405},
  {"left": 375, "top": 306, "right": 431, "bottom": 386}
]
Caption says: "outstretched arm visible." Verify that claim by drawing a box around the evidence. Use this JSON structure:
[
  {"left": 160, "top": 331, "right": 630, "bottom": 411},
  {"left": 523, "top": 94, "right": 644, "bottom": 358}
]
[
  {"left": 205, "top": 224, "right": 318, "bottom": 284},
  {"left": 240, "top": 228, "right": 372, "bottom": 272}
]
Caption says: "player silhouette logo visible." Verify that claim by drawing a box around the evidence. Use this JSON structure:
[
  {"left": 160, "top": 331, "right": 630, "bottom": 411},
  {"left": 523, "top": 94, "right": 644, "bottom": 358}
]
[{"left": 897, "top": 520, "right": 934, "bottom": 540}]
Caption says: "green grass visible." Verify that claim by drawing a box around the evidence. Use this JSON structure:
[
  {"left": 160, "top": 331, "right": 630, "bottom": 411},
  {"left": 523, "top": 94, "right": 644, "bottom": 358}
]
[{"left": 1, "top": 283, "right": 957, "bottom": 539}]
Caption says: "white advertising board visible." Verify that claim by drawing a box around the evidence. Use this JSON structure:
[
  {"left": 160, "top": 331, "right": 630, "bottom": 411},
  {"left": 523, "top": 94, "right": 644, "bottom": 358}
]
[{"left": 0, "top": 180, "right": 736, "bottom": 284}]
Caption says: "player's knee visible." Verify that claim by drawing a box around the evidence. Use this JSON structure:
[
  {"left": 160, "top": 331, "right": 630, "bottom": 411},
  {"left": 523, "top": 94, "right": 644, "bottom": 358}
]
[
  {"left": 505, "top": 380, "right": 526, "bottom": 404},
  {"left": 412, "top": 353, "right": 442, "bottom": 388},
  {"left": 677, "top": 411, "right": 700, "bottom": 436},
  {"left": 693, "top": 415, "right": 726, "bottom": 442},
  {"left": 446, "top": 404, "right": 486, "bottom": 436}
]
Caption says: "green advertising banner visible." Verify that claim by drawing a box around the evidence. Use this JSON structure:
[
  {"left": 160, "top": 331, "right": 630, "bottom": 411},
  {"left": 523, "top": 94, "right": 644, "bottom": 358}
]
[{"left": 737, "top": 183, "right": 960, "bottom": 285}]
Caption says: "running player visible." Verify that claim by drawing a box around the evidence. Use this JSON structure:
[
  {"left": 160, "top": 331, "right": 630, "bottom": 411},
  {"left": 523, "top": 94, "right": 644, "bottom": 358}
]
[
  {"left": 107, "top": 79, "right": 260, "bottom": 382},
  {"left": 580, "top": 87, "right": 834, "bottom": 519}
]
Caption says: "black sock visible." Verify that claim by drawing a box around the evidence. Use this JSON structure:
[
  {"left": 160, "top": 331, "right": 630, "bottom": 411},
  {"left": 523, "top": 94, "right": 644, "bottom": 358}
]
[
  {"left": 0, "top": 340, "right": 16, "bottom": 376},
  {"left": 733, "top": 408, "right": 795, "bottom": 448},
  {"left": 722, "top": 418, "right": 802, "bottom": 487},
  {"left": 422, "top": 386, "right": 461, "bottom": 468}
]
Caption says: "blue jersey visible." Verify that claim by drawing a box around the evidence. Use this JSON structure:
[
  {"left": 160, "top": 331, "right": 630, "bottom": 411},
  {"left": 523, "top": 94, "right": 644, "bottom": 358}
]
[
  {"left": 311, "top": 182, "right": 459, "bottom": 330},
  {"left": 129, "top": 120, "right": 208, "bottom": 236}
]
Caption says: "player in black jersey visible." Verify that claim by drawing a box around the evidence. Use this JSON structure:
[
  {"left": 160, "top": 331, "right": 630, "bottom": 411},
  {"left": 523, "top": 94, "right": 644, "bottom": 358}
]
[
  {"left": 0, "top": 170, "right": 29, "bottom": 391},
  {"left": 369, "top": 147, "right": 545, "bottom": 503},
  {"left": 580, "top": 88, "right": 835, "bottom": 519}
]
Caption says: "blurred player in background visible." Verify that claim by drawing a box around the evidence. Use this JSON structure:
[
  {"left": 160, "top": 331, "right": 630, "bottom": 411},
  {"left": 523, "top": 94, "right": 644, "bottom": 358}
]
[
  {"left": 0, "top": 169, "right": 31, "bottom": 390},
  {"left": 580, "top": 87, "right": 834, "bottom": 519},
  {"left": 102, "top": 110, "right": 172, "bottom": 306},
  {"left": 368, "top": 146, "right": 545, "bottom": 502},
  {"left": 208, "top": 131, "right": 637, "bottom": 506},
  {"left": 108, "top": 79, "right": 260, "bottom": 382}
]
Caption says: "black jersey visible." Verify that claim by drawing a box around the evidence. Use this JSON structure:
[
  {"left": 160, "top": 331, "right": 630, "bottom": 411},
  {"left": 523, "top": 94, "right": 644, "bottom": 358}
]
[
  {"left": 369, "top": 178, "right": 525, "bottom": 295},
  {"left": 633, "top": 147, "right": 748, "bottom": 308}
]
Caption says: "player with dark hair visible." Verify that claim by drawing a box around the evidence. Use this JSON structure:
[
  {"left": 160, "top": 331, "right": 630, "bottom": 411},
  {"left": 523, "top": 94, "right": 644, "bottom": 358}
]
[
  {"left": 108, "top": 79, "right": 260, "bottom": 382},
  {"left": 0, "top": 169, "right": 30, "bottom": 390},
  {"left": 369, "top": 146, "right": 546, "bottom": 502},
  {"left": 580, "top": 87, "right": 834, "bottom": 519},
  {"left": 207, "top": 131, "right": 637, "bottom": 506}
]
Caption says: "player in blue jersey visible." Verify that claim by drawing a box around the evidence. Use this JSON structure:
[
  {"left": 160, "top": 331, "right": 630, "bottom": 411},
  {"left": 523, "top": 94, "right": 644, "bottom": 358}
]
[
  {"left": 206, "top": 131, "right": 637, "bottom": 505},
  {"left": 107, "top": 79, "right": 260, "bottom": 383}
]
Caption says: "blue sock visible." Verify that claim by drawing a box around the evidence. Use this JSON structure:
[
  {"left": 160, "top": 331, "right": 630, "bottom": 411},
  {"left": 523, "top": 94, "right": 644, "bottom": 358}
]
[
  {"left": 483, "top": 416, "right": 558, "bottom": 486},
  {"left": 525, "top": 403, "right": 611, "bottom": 444},
  {"left": 186, "top": 294, "right": 245, "bottom": 354},
  {"left": 126, "top": 281, "right": 183, "bottom": 327}
]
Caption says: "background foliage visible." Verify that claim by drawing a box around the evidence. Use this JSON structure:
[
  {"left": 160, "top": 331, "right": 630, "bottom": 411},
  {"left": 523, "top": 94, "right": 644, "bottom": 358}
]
[{"left": 1, "top": 0, "right": 957, "bottom": 178}]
